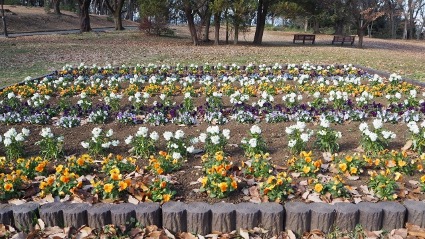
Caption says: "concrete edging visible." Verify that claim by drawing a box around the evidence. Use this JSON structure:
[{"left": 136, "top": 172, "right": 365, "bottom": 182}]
[{"left": 1, "top": 201, "right": 424, "bottom": 235}]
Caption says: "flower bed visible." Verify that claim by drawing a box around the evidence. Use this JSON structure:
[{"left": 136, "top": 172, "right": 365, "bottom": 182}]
[{"left": 0, "top": 63, "right": 425, "bottom": 205}]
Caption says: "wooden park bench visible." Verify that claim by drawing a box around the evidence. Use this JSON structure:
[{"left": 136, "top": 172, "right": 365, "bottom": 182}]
[
  {"left": 293, "top": 34, "right": 315, "bottom": 44},
  {"left": 332, "top": 35, "right": 355, "bottom": 45}
]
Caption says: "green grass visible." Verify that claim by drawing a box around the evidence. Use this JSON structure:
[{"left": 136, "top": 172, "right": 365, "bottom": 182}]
[{"left": 1, "top": 29, "right": 425, "bottom": 88}]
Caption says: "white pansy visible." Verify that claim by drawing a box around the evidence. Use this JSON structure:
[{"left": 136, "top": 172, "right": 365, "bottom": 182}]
[
  {"left": 111, "top": 140, "right": 119, "bottom": 146},
  {"left": 171, "top": 143, "right": 178, "bottom": 149},
  {"left": 359, "top": 122, "right": 368, "bottom": 132},
  {"left": 40, "top": 127, "right": 53, "bottom": 138},
  {"left": 211, "top": 135, "right": 220, "bottom": 145},
  {"left": 15, "top": 133, "right": 24, "bottom": 142},
  {"left": 150, "top": 131, "right": 159, "bottom": 141},
  {"left": 288, "top": 139, "right": 296, "bottom": 148},
  {"left": 125, "top": 135, "right": 133, "bottom": 145},
  {"left": 21, "top": 128, "right": 30, "bottom": 137},
  {"left": 106, "top": 129, "right": 113, "bottom": 137},
  {"left": 175, "top": 130, "right": 185, "bottom": 139},
  {"left": 137, "top": 127, "right": 149, "bottom": 137},
  {"left": 207, "top": 126, "right": 220, "bottom": 134},
  {"left": 320, "top": 119, "right": 330, "bottom": 128},
  {"left": 101, "top": 142, "right": 111, "bottom": 148},
  {"left": 249, "top": 138, "right": 257, "bottom": 148},
  {"left": 172, "top": 152, "right": 182, "bottom": 160},
  {"left": 318, "top": 130, "right": 327, "bottom": 136},
  {"left": 372, "top": 119, "right": 383, "bottom": 129},
  {"left": 300, "top": 133, "right": 309, "bottom": 142},
  {"left": 369, "top": 132, "right": 378, "bottom": 142},
  {"left": 81, "top": 141, "right": 89, "bottom": 148},
  {"left": 336, "top": 131, "right": 342, "bottom": 138},
  {"left": 285, "top": 127, "right": 293, "bottom": 135},
  {"left": 250, "top": 125, "right": 261, "bottom": 135},
  {"left": 92, "top": 127, "right": 102, "bottom": 138},
  {"left": 198, "top": 133, "right": 207, "bottom": 143},
  {"left": 187, "top": 146, "right": 195, "bottom": 153},
  {"left": 222, "top": 129, "right": 230, "bottom": 139},
  {"left": 407, "top": 121, "right": 420, "bottom": 134},
  {"left": 163, "top": 131, "right": 173, "bottom": 141}
]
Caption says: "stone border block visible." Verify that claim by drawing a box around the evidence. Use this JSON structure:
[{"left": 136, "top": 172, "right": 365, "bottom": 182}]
[
  {"left": 186, "top": 202, "right": 211, "bottom": 235},
  {"left": 310, "top": 203, "right": 335, "bottom": 233},
  {"left": 358, "top": 202, "right": 382, "bottom": 231},
  {"left": 62, "top": 203, "right": 89, "bottom": 228},
  {"left": 334, "top": 203, "right": 358, "bottom": 232},
  {"left": 135, "top": 202, "right": 161, "bottom": 227},
  {"left": 12, "top": 202, "right": 39, "bottom": 231},
  {"left": 285, "top": 202, "right": 310, "bottom": 236},
  {"left": 404, "top": 200, "right": 425, "bottom": 228},
  {"left": 87, "top": 203, "right": 112, "bottom": 229},
  {"left": 0, "top": 204, "right": 14, "bottom": 226},
  {"left": 162, "top": 201, "right": 187, "bottom": 233},
  {"left": 39, "top": 203, "right": 65, "bottom": 227},
  {"left": 379, "top": 202, "right": 406, "bottom": 230},
  {"left": 258, "top": 202, "right": 284, "bottom": 235},
  {"left": 211, "top": 202, "right": 236, "bottom": 233},
  {"left": 235, "top": 202, "right": 260, "bottom": 230},
  {"left": 110, "top": 203, "right": 136, "bottom": 229}
]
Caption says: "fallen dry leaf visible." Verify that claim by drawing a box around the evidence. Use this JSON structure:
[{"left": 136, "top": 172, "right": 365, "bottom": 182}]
[
  {"left": 402, "top": 140, "right": 413, "bottom": 151},
  {"left": 239, "top": 229, "right": 250, "bottom": 239},
  {"left": 287, "top": 230, "right": 296, "bottom": 239}
]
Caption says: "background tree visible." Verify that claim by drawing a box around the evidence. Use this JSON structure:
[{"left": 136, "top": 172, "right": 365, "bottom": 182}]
[
  {"left": 230, "top": 0, "right": 255, "bottom": 44},
  {"left": 347, "top": 0, "right": 386, "bottom": 47},
  {"left": 210, "top": 0, "right": 226, "bottom": 45},
  {"left": 105, "top": 0, "right": 126, "bottom": 30},
  {"left": 139, "top": 0, "right": 169, "bottom": 35},
  {"left": 78, "top": 0, "right": 92, "bottom": 32}
]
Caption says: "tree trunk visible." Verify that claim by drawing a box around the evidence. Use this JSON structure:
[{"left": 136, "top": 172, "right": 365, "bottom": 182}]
[
  {"left": 114, "top": 10, "right": 124, "bottom": 30},
  {"left": 234, "top": 23, "right": 239, "bottom": 45},
  {"left": 304, "top": 17, "right": 308, "bottom": 32},
  {"left": 203, "top": 11, "right": 211, "bottom": 42},
  {"left": 214, "top": 12, "right": 220, "bottom": 45},
  {"left": 52, "top": 0, "right": 61, "bottom": 14},
  {"left": 408, "top": 0, "right": 414, "bottom": 39},
  {"left": 403, "top": 12, "right": 408, "bottom": 39},
  {"left": 184, "top": 1, "right": 199, "bottom": 46},
  {"left": 253, "top": 0, "right": 269, "bottom": 45},
  {"left": 313, "top": 19, "right": 320, "bottom": 34},
  {"left": 357, "top": 27, "right": 364, "bottom": 48},
  {"left": 334, "top": 20, "right": 344, "bottom": 35},
  {"left": 78, "top": 0, "right": 91, "bottom": 32},
  {"left": 105, "top": 0, "right": 124, "bottom": 30},
  {"left": 225, "top": 9, "right": 229, "bottom": 44}
]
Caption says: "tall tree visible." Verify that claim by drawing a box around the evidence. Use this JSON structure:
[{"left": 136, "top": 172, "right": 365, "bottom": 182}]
[
  {"left": 253, "top": 0, "right": 271, "bottom": 44},
  {"left": 182, "top": 0, "right": 199, "bottom": 45},
  {"left": 105, "top": 0, "right": 126, "bottom": 30},
  {"left": 139, "top": 0, "right": 169, "bottom": 35},
  {"left": 347, "top": 0, "right": 385, "bottom": 47},
  {"left": 52, "top": 0, "right": 61, "bottom": 14},
  {"left": 230, "top": 0, "right": 255, "bottom": 44},
  {"left": 78, "top": 0, "right": 92, "bottom": 32},
  {"left": 211, "top": 0, "right": 226, "bottom": 45}
]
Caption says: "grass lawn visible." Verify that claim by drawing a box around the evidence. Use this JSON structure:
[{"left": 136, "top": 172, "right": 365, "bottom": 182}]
[{"left": 1, "top": 26, "right": 425, "bottom": 87}]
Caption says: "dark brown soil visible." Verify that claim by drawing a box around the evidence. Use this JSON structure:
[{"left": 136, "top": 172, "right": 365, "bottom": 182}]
[{"left": 1, "top": 88, "right": 424, "bottom": 204}]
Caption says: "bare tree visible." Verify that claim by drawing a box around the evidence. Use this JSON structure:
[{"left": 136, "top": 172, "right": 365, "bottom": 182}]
[
  {"left": 78, "top": 0, "right": 92, "bottom": 32},
  {"left": 104, "top": 0, "right": 126, "bottom": 30}
]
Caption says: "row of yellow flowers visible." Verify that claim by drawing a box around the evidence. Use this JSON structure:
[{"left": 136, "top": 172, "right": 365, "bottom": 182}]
[
  {"left": 2, "top": 149, "right": 425, "bottom": 202},
  {"left": 0, "top": 74, "right": 418, "bottom": 101},
  {"left": 0, "top": 154, "right": 174, "bottom": 203}
]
